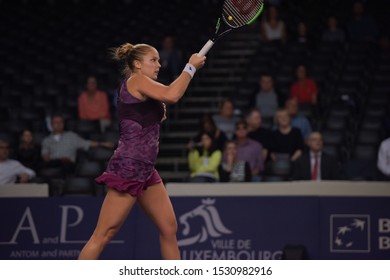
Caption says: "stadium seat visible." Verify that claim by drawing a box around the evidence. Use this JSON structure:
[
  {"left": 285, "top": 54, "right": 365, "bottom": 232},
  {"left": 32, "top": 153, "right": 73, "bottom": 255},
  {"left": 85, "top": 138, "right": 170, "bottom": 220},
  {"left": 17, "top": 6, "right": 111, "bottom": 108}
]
[
  {"left": 352, "top": 144, "right": 377, "bottom": 161},
  {"left": 76, "top": 161, "right": 102, "bottom": 178},
  {"left": 356, "top": 130, "right": 381, "bottom": 146},
  {"left": 344, "top": 159, "right": 377, "bottom": 181},
  {"left": 322, "top": 144, "right": 339, "bottom": 159},
  {"left": 63, "top": 177, "right": 95, "bottom": 196},
  {"left": 39, "top": 167, "right": 63, "bottom": 179},
  {"left": 325, "top": 116, "right": 347, "bottom": 130},
  {"left": 361, "top": 116, "right": 384, "bottom": 130},
  {"left": 322, "top": 130, "right": 344, "bottom": 145},
  {"left": 76, "top": 120, "right": 101, "bottom": 138},
  {"left": 268, "top": 159, "right": 291, "bottom": 178},
  {"left": 88, "top": 147, "right": 113, "bottom": 163}
]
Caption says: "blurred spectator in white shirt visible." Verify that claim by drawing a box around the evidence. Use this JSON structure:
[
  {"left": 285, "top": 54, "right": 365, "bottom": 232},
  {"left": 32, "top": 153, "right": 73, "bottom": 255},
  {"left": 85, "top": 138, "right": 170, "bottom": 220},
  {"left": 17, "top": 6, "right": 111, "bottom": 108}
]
[
  {"left": 377, "top": 137, "right": 390, "bottom": 180},
  {"left": 0, "top": 140, "right": 36, "bottom": 184}
]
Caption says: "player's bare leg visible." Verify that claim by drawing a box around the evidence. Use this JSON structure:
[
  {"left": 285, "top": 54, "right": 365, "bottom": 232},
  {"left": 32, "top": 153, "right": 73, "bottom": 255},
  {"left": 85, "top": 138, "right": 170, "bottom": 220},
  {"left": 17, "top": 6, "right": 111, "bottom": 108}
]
[
  {"left": 138, "top": 182, "right": 180, "bottom": 260},
  {"left": 78, "top": 188, "right": 137, "bottom": 259}
]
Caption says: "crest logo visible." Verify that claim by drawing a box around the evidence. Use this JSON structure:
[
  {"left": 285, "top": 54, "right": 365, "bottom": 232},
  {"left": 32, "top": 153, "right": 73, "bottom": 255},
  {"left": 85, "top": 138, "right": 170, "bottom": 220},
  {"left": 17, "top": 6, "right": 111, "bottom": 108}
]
[
  {"left": 330, "top": 214, "right": 370, "bottom": 253},
  {"left": 177, "top": 198, "right": 232, "bottom": 247}
]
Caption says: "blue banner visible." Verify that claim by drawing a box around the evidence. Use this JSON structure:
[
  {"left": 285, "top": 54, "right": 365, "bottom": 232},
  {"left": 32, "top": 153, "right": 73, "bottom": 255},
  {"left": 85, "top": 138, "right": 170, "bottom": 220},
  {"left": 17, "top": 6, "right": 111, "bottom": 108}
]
[
  {"left": 0, "top": 198, "right": 137, "bottom": 260},
  {"left": 319, "top": 197, "right": 390, "bottom": 259},
  {"left": 171, "top": 197, "right": 319, "bottom": 260},
  {"left": 0, "top": 195, "right": 389, "bottom": 259}
]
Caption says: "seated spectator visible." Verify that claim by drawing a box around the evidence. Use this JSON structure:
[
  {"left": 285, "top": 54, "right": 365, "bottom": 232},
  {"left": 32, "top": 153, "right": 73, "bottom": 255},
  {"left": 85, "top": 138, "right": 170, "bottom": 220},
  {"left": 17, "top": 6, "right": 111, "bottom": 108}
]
[
  {"left": 346, "top": 1, "right": 379, "bottom": 43},
  {"left": 15, "top": 129, "right": 42, "bottom": 173},
  {"left": 271, "top": 109, "right": 304, "bottom": 162},
  {"left": 321, "top": 16, "right": 346, "bottom": 43},
  {"left": 0, "top": 139, "right": 36, "bottom": 184},
  {"left": 285, "top": 97, "right": 312, "bottom": 142},
  {"left": 219, "top": 141, "right": 252, "bottom": 182},
  {"left": 234, "top": 120, "right": 264, "bottom": 182},
  {"left": 254, "top": 73, "right": 280, "bottom": 119},
  {"left": 78, "top": 75, "right": 111, "bottom": 132},
  {"left": 296, "top": 21, "right": 310, "bottom": 44},
  {"left": 41, "top": 114, "right": 114, "bottom": 176},
  {"left": 292, "top": 132, "right": 342, "bottom": 180},
  {"left": 260, "top": 5, "right": 287, "bottom": 44},
  {"left": 290, "top": 64, "right": 318, "bottom": 107},
  {"left": 189, "top": 114, "right": 227, "bottom": 151},
  {"left": 158, "top": 35, "right": 183, "bottom": 84},
  {"left": 377, "top": 137, "right": 390, "bottom": 181},
  {"left": 188, "top": 132, "right": 222, "bottom": 183},
  {"left": 212, "top": 99, "right": 240, "bottom": 140},
  {"left": 245, "top": 108, "right": 274, "bottom": 161}
]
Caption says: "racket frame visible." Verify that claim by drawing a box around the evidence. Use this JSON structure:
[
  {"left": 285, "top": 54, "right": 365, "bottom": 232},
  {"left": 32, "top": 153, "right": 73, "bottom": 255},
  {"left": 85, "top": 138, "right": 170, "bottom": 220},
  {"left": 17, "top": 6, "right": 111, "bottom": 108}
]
[{"left": 198, "top": 0, "right": 264, "bottom": 56}]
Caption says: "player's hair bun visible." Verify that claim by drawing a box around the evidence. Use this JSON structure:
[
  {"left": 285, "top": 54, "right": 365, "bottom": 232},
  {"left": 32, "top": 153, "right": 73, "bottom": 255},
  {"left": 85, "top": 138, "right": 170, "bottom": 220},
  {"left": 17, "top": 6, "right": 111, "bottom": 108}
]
[{"left": 113, "top": 43, "right": 134, "bottom": 60}]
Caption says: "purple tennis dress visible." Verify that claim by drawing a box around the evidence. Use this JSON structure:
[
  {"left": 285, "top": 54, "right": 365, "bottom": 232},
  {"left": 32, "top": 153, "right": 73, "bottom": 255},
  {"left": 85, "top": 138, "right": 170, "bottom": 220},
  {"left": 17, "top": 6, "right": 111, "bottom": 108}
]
[{"left": 95, "top": 81, "right": 164, "bottom": 196}]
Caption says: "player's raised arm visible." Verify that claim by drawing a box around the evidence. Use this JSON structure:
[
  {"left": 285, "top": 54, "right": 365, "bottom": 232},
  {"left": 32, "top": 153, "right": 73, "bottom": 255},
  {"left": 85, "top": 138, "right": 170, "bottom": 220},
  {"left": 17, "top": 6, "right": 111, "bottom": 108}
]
[
  {"left": 112, "top": 43, "right": 205, "bottom": 104},
  {"left": 133, "top": 53, "right": 206, "bottom": 104}
]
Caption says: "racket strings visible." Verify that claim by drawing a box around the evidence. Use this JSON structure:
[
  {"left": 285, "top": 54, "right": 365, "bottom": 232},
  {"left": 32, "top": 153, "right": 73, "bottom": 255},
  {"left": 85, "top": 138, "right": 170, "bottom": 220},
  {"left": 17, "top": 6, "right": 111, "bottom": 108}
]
[{"left": 223, "top": 0, "right": 263, "bottom": 28}]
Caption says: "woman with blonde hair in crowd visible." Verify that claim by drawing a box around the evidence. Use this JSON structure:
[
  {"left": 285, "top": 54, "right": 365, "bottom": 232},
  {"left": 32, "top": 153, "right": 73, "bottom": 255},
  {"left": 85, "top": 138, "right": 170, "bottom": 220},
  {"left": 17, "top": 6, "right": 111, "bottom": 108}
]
[{"left": 271, "top": 109, "right": 304, "bottom": 162}]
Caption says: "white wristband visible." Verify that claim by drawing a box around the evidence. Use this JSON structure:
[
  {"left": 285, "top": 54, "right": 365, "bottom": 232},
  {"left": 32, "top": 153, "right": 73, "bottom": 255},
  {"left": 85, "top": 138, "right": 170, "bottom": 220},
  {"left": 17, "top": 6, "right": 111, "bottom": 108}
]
[{"left": 183, "top": 63, "right": 196, "bottom": 78}]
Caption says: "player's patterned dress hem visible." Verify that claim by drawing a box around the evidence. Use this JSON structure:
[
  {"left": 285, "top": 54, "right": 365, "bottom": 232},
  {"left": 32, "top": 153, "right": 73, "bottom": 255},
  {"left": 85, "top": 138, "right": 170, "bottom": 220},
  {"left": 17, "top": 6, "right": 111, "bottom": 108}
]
[{"left": 95, "top": 170, "right": 162, "bottom": 197}]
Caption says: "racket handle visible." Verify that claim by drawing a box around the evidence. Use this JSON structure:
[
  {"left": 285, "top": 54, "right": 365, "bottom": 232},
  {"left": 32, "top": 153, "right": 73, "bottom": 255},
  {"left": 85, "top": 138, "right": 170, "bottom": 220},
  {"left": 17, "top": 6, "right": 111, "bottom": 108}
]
[{"left": 198, "top": 40, "right": 214, "bottom": 57}]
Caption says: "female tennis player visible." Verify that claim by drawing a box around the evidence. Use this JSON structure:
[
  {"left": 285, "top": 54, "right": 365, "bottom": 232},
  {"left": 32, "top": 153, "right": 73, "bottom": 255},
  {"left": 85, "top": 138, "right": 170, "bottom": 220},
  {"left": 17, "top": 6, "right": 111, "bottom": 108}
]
[{"left": 78, "top": 43, "right": 206, "bottom": 260}]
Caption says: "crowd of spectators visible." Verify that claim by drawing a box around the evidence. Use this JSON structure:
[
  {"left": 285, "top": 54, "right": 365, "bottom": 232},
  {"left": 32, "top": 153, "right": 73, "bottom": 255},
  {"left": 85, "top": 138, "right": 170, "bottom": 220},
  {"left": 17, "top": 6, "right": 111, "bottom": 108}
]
[
  {"left": 0, "top": 76, "right": 116, "bottom": 193},
  {"left": 182, "top": 0, "right": 390, "bottom": 183}
]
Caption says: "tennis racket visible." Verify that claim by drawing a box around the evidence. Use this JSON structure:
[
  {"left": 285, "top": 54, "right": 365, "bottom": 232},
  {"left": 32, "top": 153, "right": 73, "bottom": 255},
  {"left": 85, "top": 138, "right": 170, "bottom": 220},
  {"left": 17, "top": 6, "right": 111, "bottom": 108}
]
[{"left": 198, "top": 0, "right": 264, "bottom": 57}]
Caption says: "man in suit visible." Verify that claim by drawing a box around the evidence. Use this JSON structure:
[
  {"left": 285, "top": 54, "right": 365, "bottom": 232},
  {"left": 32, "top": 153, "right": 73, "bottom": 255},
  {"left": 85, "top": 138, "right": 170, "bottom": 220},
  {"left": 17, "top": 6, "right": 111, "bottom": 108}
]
[{"left": 292, "top": 132, "right": 342, "bottom": 181}]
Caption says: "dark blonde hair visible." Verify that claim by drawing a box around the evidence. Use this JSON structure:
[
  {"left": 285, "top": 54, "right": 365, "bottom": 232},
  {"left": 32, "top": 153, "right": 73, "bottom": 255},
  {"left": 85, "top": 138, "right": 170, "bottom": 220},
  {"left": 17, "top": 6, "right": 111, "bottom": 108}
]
[
  {"left": 112, "top": 43, "right": 154, "bottom": 77},
  {"left": 274, "top": 108, "right": 290, "bottom": 126}
]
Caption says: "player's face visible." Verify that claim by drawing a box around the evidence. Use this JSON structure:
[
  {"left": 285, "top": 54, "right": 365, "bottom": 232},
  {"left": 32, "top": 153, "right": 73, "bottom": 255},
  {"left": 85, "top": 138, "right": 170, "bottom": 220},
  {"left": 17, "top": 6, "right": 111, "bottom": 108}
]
[{"left": 141, "top": 48, "right": 161, "bottom": 80}]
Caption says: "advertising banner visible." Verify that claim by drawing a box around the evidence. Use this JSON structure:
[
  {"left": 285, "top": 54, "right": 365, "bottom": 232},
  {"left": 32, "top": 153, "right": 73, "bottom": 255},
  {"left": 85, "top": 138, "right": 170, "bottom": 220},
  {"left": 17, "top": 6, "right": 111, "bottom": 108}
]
[
  {"left": 1, "top": 183, "right": 389, "bottom": 260},
  {"left": 319, "top": 197, "right": 390, "bottom": 259},
  {"left": 0, "top": 198, "right": 137, "bottom": 260}
]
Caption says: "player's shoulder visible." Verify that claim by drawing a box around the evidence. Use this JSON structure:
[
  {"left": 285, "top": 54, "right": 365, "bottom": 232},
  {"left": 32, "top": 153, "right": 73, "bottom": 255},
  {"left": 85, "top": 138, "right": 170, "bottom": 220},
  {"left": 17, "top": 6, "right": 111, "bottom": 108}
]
[{"left": 127, "top": 73, "right": 151, "bottom": 84}]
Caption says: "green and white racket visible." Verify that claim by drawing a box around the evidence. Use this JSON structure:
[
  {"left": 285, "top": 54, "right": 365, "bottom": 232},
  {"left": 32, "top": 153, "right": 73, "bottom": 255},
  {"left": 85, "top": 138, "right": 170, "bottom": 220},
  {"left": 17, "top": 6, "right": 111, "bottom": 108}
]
[{"left": 198, "top": 0, "right": 264, "bottom": 56}]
